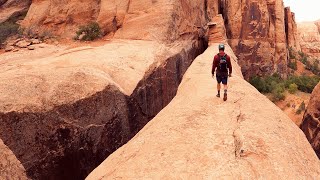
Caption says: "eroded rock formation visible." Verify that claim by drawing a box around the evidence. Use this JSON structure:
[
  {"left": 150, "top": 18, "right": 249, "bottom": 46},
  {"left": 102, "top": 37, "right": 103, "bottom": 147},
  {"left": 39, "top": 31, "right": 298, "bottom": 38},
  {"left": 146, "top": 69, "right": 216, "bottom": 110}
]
[
  {"left": 298, "top": 20, "right": 320, "bottom": 59},
  {"left": 284, "top": 7, "right": 301, "bottom": 51},
  {"left": 222, "top": 0, "right": 288, "bottom": 79},
  {"left": 301, "top": 82, "right": 320, "bottom": 158}
]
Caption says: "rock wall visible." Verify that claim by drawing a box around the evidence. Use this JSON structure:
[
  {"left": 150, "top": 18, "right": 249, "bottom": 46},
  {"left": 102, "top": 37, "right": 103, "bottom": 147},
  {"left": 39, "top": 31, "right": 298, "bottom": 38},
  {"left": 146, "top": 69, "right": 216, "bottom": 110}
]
[
  {"left": 300, "top": 82, "right": 320, "bottom": 158},
  {"left": 0, "top": 0, "right": 31, "bottom": 23},
  {"left": 21, "top": 0, "right": 209, "bottom": 42},
  {"left": 298, "top": 20, "right": 320, "bottom": 59},
  {"left": 284, "top": 7, "right": 300, "bottom": 51},
  {"left": 222, "top": 0, "right": 288, "bottom": 79}
]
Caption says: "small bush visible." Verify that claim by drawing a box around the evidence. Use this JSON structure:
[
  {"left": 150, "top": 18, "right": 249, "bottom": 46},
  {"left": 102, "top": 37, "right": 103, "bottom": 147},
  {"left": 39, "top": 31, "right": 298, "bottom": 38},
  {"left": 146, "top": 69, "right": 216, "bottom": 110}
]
[
  {"left": 288, "top": 60, "right": 297, "bottom": 70},
  {"left": 0, "top": 11, "right": 27, "bottom": 46},
  {"left": 0, "top": 22, "right": 19, "bottom": 45},
  {"left": 288, "top": 83, "right": 298, "bottom": 94},
  {"left": 271, "top": 85, "right": 285, "bottom": 102},
  {"left": 289, "top": 47, "right": 296, "bottom": 59},
  {"left": 75, "top": 22, "right": 102, "bottom": 41},
  {"left": 296, "top": 101, "right": 306, "bottom": 114}
]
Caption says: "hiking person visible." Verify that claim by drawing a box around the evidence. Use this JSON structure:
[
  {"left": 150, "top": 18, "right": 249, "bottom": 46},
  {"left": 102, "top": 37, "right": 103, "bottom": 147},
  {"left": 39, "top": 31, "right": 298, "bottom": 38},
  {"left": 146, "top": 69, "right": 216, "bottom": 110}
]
[{"left": 212, "top": 44, "right": 232, "bottom": 101}]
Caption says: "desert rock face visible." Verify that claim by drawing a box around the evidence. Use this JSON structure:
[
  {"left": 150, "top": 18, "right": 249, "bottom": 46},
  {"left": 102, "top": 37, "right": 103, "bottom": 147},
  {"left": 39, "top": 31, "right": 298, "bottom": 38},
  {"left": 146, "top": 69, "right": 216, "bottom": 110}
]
[
  {"left": 298, "top": 20, "right": 320, "bottom": 59},
  {"left": 22, "top": 0, "right": 208, "bottom": 41},
  {"left": 86, "top": 42, "right": 320, "bottom": 179},
  {"left": 301, "top": 82, "right": 320, "bottom": 158},
  {"left": 0, "top": 0, "right": 211, "bottom": 179},
  {"left": 0, "top": 138, "right": 28, "bottom": 179},
  {"left": 284, "top": 7, "right": 301, "bottom": 51},
  {"left": 0, "top": 0, "right": 31, "bottom": 23},
  {"left": 222, "top": 0, "right": 288, "bottom": 79}
]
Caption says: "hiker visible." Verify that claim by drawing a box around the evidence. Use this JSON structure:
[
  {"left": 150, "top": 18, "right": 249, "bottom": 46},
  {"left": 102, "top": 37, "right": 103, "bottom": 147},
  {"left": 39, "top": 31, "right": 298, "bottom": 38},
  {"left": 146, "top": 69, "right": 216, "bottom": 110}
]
[{"left": 212, "top": 44, "right": 232, "bottom": 101}]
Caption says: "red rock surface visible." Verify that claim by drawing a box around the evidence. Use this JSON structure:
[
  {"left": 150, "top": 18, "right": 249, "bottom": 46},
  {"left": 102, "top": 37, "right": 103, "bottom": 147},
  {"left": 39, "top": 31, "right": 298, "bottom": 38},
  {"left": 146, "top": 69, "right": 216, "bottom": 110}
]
[
  {"left": 301, "top": 82, "right": 320, "bottom": 158},
  {"left": 298, "top": 20, "right": 320, "bottom": 59},
  {"left": 222, "top": 0, "right": 288, "bottom": 79},
  {"left": 0, "top": 138, "right": 28, "bottom": 179}
]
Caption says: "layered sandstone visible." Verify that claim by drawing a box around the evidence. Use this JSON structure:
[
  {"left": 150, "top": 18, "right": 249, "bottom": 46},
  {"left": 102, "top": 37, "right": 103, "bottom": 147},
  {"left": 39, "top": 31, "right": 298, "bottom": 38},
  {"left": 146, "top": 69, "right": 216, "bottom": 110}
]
[
  {"left": 222, "top": 0, "right": 287, "bottom": 79},
  {"left": 284, "top": 7, "right": 301, "bottom": 51},
  {"left": 0, "top": 138, "right": 28, "bottom": 179},
  {"left": 0, "top": 0, "right": 210, "bottom": 179},
  {"left": 298, "top": 20, "right": 320, "bottom": 59},
  {"left": 301, "top": 82, "right": 320, "bottom": 158},
  {"left": 87, "top": 42, "right": 320, "bottom": 179}
]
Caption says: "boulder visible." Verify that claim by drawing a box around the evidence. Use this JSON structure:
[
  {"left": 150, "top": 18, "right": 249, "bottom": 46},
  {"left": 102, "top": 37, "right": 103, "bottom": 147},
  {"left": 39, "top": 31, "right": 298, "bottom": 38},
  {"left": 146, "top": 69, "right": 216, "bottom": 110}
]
[{"left": 15, "top": 40, "right": 30, "bottom": 48}]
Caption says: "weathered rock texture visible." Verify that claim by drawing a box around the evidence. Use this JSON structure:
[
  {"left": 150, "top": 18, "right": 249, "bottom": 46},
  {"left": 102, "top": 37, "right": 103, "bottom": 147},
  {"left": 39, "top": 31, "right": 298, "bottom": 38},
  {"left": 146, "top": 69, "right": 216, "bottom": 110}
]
[
  {"left": 284, "top": 7, "right": 301, "bottom": 51},
  {"left": 22, "top": 0, "right": 209, "bottom": 41},
  {"left": 301, "top": 82, "right": 320, "bottom": 158},
  {"left": 0, "top": 138, "right": 28, "bottom": 179},
  {"left": 222, "top": 0, "right": 288, "bottom": 79},
  {"left": 0, "top": 0, "right": 31, "bottom": 23},
  {"left": 86, "top": 42, "right": 320, "bottom": 180},
  {"left": 298, "top": 20, "right": 320, "bottom": 59},
  {"left": 0, "top": 0, "right": 210, "bottom": 179}
]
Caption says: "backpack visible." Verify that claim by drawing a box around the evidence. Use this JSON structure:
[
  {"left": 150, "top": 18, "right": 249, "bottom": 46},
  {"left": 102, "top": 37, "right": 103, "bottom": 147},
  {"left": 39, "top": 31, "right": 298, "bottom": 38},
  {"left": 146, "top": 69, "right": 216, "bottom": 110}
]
[{"left": 218, "top": 53, "right": 228, "bottom": 72}]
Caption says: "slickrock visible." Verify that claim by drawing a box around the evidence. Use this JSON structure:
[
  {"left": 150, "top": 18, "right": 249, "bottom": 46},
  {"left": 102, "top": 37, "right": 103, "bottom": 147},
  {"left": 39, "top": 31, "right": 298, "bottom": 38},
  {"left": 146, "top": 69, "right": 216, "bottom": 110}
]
[
  {"left": 1, "top": 1, "right": 209, "bottom": 179},
  {"left": 301, "top": 82, "right": 320, "bottom": 158},
  {"left": 284, "top": 7, "right": 301, "bottom": 51},
  {"left": 0, "top": 138, "right": 28, "bottom": 179},
  {"left": 87, "top": 42, "right": 320, "bottom": 180}
]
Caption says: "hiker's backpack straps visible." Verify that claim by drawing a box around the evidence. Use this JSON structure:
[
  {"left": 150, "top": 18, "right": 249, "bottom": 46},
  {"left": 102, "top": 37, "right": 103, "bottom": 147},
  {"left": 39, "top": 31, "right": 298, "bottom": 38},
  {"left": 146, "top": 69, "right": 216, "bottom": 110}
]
[{"left": 218, "top": 53, "right": 228, "bottom": 72}]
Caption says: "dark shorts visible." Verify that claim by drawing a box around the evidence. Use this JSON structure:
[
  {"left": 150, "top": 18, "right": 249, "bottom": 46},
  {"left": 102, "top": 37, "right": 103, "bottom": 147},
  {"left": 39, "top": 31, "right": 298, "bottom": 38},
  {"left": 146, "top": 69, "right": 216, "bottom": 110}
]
[{"left": 216, "top": 75, "right": 228, "bottom": 85}]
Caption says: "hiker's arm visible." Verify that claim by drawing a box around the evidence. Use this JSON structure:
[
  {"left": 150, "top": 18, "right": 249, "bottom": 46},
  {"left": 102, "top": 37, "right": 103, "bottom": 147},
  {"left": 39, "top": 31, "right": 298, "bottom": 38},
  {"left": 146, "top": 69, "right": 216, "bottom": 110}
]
[
  {"left": 227, "top": 56, "right": 232, "bottom": 75},
  {"left": 212, "top": 57, "right": 217, "bottom": 75}
]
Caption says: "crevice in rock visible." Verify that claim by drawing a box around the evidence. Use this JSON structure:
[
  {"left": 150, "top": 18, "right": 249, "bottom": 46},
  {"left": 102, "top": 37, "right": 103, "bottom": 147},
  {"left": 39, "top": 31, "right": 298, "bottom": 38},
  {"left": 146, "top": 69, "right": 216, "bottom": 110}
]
[
  {"left": 233, "top": 109, "right": 244, "bottom": 158},
  {"left": 0, "top": 39, "right": 207, "bottom": 180}
]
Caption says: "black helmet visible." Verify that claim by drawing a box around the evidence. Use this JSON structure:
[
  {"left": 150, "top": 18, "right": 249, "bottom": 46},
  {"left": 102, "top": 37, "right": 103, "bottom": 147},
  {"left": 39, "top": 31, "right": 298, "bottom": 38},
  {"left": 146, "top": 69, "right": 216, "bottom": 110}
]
[{"left": 218, "top": 44, "right": 225, "bottom": 51}]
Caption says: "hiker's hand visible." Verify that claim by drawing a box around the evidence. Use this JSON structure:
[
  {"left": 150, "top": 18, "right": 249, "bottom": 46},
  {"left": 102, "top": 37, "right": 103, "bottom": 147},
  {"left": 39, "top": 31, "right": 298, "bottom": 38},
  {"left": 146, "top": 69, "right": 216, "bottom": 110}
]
[{"left": 229, "top": 73, "right": 232, "bottom": 77}]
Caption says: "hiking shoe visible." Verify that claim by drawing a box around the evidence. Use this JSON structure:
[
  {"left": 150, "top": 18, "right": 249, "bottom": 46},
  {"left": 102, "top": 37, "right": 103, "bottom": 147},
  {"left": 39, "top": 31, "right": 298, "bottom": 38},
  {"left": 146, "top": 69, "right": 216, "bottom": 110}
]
[
  {"left": 223, "top": 93, "right": 227, "bottom": 101},
  {"left": 216, "top": 94, "right": 220, "bottom": 98}
]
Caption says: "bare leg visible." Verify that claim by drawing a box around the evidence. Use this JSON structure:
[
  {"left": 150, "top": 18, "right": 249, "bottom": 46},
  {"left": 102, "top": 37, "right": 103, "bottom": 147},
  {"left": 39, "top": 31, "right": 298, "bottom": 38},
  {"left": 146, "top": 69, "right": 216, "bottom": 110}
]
[
  {"left": 216, "top": 83, "right": 221, "bottom": 97},
  {"left": 223, "top": 84, "right": 228, "bottom": 101}
]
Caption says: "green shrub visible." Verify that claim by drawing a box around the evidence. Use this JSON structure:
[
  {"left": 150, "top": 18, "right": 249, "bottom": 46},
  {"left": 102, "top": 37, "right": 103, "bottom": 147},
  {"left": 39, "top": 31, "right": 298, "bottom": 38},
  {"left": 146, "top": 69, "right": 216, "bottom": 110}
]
[
  {"left": 288, "top": 83, "right": 298, "bottom": 94},
  {"left": 288, "top": 60, "right": 297, "bottom": 70},
  {"left": 249, "top": 76, "right": 267, "bottom": 92},
  {"left": 271, "top": 85, "right": 285, "bottom": 102},
  {"left": 289, "top": 47, "right": 296, "bottom": 59},
  {"left": 75, "top": 22, "right": 102, "bottom": 41},
  {"left": 296, "top": 101, "right": 306, "bottom": 114},
  {"left": 0, "top": 22, "right": 19, "bottom": 45},
  {"left": 0, "top": 11, "right": 27, "bottom": 46}
]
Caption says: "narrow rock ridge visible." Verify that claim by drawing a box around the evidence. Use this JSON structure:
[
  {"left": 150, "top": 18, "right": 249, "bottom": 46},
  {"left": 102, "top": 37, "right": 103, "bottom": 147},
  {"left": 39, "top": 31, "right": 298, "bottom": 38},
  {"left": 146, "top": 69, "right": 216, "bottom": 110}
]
[{"left": 86, "top": 16, "right": 320, "bottom": 179}]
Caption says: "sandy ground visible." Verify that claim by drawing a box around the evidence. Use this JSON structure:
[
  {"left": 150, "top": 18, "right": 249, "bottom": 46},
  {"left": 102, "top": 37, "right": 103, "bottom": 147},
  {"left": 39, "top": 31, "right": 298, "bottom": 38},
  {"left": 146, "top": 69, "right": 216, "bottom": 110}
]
[{"left": 270, "top": 91, "right": 311, "bottom": 126}]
